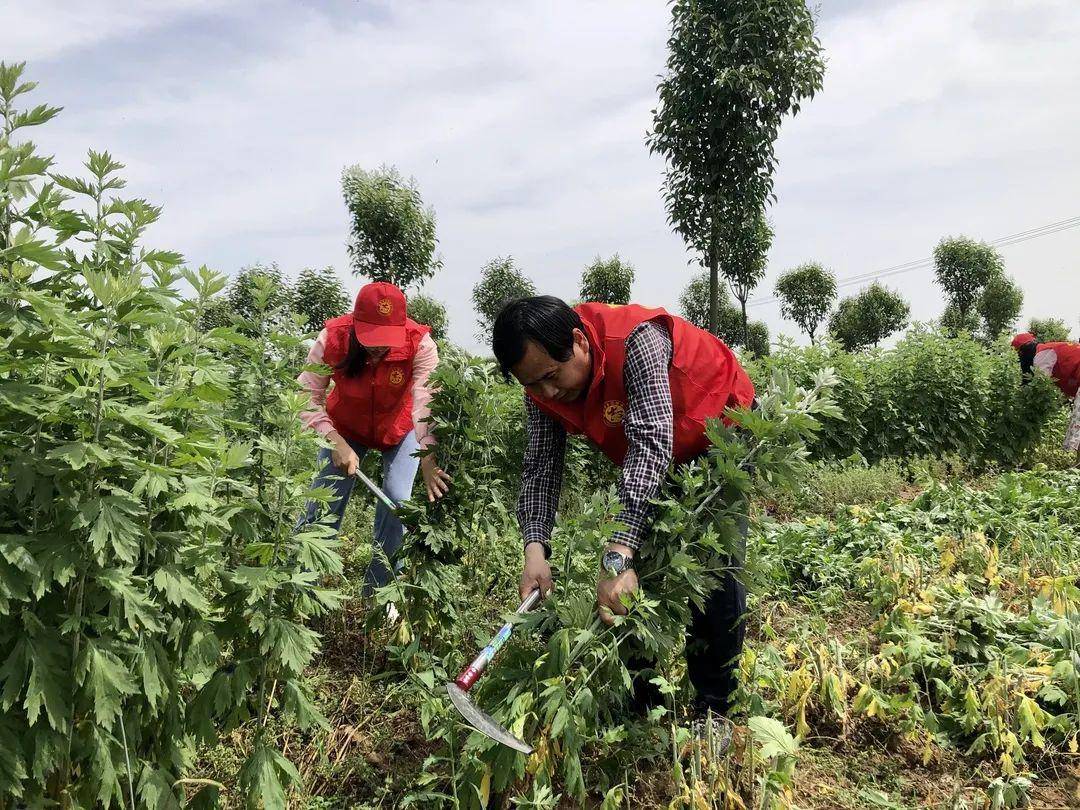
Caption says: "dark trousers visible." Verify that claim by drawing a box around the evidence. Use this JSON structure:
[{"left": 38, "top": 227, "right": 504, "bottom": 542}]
[
  {"left": 684, "top": 560, "right": 747, "bottom": 714},
  {"left": 631, "top": 515, "right": 748, "bottom": 717}
]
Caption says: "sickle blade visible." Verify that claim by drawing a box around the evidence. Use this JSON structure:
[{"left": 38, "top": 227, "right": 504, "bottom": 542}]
[{"left": 445, "top": 683, "right": 533, "bottom": 754}]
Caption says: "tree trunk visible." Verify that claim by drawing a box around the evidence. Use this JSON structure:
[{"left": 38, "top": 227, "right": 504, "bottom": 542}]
[
  {"left": 740, "top": 297, "right": 749, "bottom": 347},
  {"left": 708, "top": 224, "right": 719, "bottom": 337}
]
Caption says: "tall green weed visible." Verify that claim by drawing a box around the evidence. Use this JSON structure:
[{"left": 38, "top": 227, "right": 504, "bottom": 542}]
[{"left": 0, "top": 62, "right": 338, "bottom": 809}]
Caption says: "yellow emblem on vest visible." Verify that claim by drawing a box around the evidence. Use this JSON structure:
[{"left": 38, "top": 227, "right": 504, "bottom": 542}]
[
  {"left": 602, "top": 400, "right": 625, "bottom": 426},
  {"left": 378, "top": 297, "right": 393, "bottom": 316},
  {"left": 389, "top": 368, "right": 405, "bottom": 386}
]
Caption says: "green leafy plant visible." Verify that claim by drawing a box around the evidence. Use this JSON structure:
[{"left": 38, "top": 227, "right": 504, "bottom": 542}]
[
  {"left": 188, "top": 277, "right": 343, "bottom": 809},
  {"left": 0, "top": 62, "right": 225, "bottom": 805}
]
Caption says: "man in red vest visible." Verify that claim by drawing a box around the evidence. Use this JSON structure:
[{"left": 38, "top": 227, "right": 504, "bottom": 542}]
[
  {"left": 492, "top": 295, "right": 756, "bottom": 740},
  {"left": 1012, "top": 331, "right": 1080, "bottom": 458}
]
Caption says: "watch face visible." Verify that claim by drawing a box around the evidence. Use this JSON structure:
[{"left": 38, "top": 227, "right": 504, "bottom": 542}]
[{"left": 603, "top": 551, "right": 627, "bottom": 576}]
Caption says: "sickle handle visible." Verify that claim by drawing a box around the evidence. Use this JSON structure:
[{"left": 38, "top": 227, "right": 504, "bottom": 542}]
[{"left": 454, "top": 590, "right": 541, "bottom": 691}]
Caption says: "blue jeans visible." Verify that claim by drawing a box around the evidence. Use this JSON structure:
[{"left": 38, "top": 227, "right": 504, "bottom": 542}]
[{"left": 299, "top": 431, "right": 420, "bottom": 595}]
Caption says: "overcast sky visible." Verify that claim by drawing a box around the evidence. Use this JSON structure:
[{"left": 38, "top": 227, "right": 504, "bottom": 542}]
[{"left": 3, "top": 0, "right": 1078, "bottom": 351}]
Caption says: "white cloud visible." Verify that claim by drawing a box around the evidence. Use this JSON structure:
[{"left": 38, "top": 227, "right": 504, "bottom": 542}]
[
  {"left": 2, "top": 0, "right": 1078, "bottom": 349},
  {"left": 0, "top": 0, "right": 228, "bottom": 62}
]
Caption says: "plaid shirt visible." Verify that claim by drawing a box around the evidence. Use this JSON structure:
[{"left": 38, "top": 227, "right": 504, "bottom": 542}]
[{"left": 518, "top": 321, "right": 674, "bottom": 553}]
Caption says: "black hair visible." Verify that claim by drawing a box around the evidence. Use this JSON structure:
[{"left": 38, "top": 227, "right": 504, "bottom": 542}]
[
  {"left": 336, "top": 330, "right": 369, "bottom": 378},
  {"left": 492, "top": 296, "right": 584, "bottom": 380},
  {"left": 1017, "top": 340, "right": 1037, "bottom": 382}
]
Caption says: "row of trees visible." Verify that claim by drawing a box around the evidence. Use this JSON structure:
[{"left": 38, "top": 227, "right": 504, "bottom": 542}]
[
  {"left": 469, "top": 254, "right": 638, "bottom": 341},
  {"left": 215, "top": 0, "right": 1067, "bottom": 356},
  {"left": 765, "top": 233, "right": 1065, "bottom": 353},
  {"left": 772, "top": 262, "right": 911, "bottom": 351},
  {"left": 212, "top": 164, "right": 1070, "bottom": 355},
  {"left": 200, "top": 262, "right": 450, "bottom": 342}
]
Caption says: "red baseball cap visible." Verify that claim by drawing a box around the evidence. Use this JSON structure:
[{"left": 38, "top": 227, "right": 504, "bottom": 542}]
[
  {"left": 1010, "top": 332, "right": 1037, "bottom": 349},
  {"left": 352, "top": 282, "right": 406, "bottom": 348}
]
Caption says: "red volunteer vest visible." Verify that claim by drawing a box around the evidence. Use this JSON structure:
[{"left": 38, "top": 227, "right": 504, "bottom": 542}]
[
  {"left": 322, "top": 315, "right": 430, "bottom": 450},
  {"left": 1039, "top": 341, "right": 1080, "bottom": 399},
  {"left": 530, "top": 303, "right": 755, "bottom": 466}
]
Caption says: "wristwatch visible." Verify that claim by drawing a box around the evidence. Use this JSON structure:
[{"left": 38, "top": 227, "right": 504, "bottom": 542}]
[{"left": 601, "top": 549, "right": 634, "bottom": 578}]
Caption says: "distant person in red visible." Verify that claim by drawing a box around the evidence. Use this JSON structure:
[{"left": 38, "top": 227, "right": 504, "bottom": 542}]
[
  {"left": 492, "top": 295, "right": 755, "bottom": 749},
  {"left": 1012, "top": 331, "right": 1080, "bottom": 459},
  {"left": 297, "top": 282, "right": 452, "bottom": 600}
]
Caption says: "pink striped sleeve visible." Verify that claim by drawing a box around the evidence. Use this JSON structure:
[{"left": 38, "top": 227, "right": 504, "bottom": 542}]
[
  {"left": 411, "top": 334, "right": 440, "bottom": 448},
  {"left": 297, "top": 329, "right": 338, "bottom": 437}
]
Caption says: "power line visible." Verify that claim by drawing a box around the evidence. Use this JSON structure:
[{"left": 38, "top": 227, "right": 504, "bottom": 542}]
[{"left": 748, "top": 215, "right": 1080, "bottom": 308}]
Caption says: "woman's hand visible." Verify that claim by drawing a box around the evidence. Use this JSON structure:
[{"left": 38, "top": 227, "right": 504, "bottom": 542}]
[
  {"left": 420, "top": 453, "right": 452, "bottom": 502},
  {"left": 329, "top": 432, "right": 359, "bottom": 476}
]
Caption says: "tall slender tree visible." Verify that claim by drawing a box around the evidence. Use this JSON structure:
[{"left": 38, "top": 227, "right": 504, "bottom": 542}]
[
  {"left": 649, "top": 0, "right": 824, "bottom": 334},
  {"left": 722, "top": 211, "right": 774, "bottom": 345}
]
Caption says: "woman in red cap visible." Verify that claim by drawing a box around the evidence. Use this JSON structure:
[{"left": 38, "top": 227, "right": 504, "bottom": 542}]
[
  {"left": 1012, "top": 331, "right": 1080, "bottom": 458},
  {"left": 297, "top": 281, "right": 451, "bottom": 596}
]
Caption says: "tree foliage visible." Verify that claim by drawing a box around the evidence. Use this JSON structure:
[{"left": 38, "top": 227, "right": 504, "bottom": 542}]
[
  {"left": 976, "top": 272, "right": 1024, "bottom": 342},
  {"left": 828, "top": 283, "right": 910, "bottom": 351},
  {"left": 774, "top": 262, "right": 837, "bottom": 344},
  {"left": 933, "top": 237, "right": 1004, "bottom": 329},
  {"left": 680, "top": 271, "right": 770, "bottom": 354},
  {"left": 1028, "top": 317, "right": 1073, "bottom": 344},
  {"left": 291, "top": 266, "right": 349, "bottom": 334},
  {"left": 226, "top": 262, "right": 292, "bottom": 321},
  {"left": 471, "top": 256, "right": 536, "bottom": 344},
  {"left": 407, "top": 292, "right": 450, "bottom": 342},
  {"left": 648, "top": 0, "right": 824, "bottom": 333},
  {"left": 745, "top": 319, "right": 771, "bottom": 357},
  {"left": 200, "top": 264, "right": 349, "bottom": 338},
  {"left": 341, "top": 164, "right": 441, "bottom": 289},
  {"left": 578, "top": 254, "right": 634, "bottom": 305},
  {"left": 722, "top": 211, "right": 774, "bottom": 344},
  {"left": 939, "top": 301, "right": 980, "bottom": 338}
]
